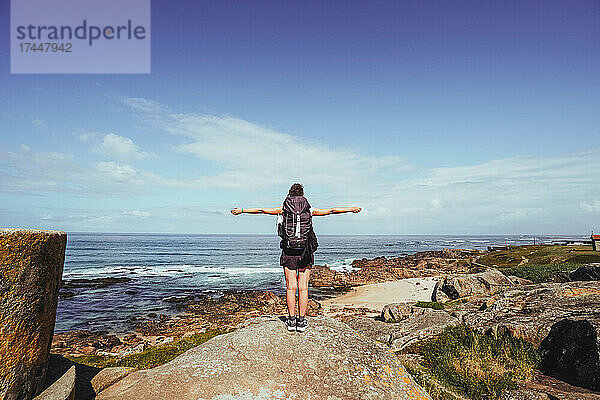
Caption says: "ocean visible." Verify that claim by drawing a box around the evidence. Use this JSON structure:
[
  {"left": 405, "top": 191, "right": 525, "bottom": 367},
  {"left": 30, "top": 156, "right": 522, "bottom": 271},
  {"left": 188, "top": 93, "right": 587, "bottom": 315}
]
[{"left": 56, "top": 233, "right": 586, "bottom": 333}]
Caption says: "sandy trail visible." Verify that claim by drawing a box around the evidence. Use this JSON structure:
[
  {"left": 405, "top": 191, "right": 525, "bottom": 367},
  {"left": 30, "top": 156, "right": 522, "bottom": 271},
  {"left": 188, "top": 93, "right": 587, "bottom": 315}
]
[{"left": 320, "top": 276, "right": 439, "bottom": 316}]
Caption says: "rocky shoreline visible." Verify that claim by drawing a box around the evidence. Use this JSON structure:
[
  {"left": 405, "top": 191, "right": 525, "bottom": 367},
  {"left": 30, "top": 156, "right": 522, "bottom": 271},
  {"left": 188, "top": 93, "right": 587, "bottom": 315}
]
[
  {"left": 52, "top": 249, "right": 475, "bottom": 358},
  {"left": 49, "top": 247, "right": 600, "bottom": 399}
]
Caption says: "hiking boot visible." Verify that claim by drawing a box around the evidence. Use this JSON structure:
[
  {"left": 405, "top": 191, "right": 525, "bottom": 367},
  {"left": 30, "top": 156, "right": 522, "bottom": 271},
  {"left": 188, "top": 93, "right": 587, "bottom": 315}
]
[
  {"left": 296, "top": 316, "right": 308, "bottom": 332},
  {"left": 285, "top": 316, "right": 296, "bottom": 331}
]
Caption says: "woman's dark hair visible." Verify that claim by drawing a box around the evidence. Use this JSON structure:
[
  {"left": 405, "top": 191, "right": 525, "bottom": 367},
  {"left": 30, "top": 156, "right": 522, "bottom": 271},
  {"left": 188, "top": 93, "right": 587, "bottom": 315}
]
[{"left": 288, "top": 183, "right": 304, "bottom": 197}]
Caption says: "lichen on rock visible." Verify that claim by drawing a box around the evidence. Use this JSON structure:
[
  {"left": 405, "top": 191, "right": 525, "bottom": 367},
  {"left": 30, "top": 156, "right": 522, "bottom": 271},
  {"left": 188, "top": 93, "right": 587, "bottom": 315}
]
[
  {"left": 97, "top": 315, "right": 432, "bottom": 400},
  {"left": 0, "top": 229, "right": 67, "bottom": 400}
]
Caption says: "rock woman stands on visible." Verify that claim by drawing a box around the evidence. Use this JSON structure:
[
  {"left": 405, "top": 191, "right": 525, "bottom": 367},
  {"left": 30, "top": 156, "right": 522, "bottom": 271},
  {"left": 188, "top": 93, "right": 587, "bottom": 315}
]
[{"left": 231, "top": 183, "right": 361, "bottom": 332}]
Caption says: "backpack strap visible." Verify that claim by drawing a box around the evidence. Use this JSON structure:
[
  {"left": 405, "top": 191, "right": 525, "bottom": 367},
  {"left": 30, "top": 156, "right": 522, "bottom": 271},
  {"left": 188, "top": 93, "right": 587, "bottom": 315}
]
[{"left": 295, "top": 213, "right": 301, "bottom": 237}]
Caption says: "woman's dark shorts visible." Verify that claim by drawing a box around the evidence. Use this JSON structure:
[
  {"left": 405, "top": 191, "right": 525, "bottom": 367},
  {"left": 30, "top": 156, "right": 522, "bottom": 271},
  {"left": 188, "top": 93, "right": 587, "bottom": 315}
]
[{"left": 280, "top": 246, "right": 313, "bottom": 270}]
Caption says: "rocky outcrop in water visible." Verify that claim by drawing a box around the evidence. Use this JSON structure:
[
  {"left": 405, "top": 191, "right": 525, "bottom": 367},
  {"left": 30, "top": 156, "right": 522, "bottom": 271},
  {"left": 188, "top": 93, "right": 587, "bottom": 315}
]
[
  {"left": 51, "top": 330, "right": 133, "bottom": 357},
  {"left": 96, "top": 315, "right": 432, "bottom": 400},
  {"left": 0, "top": 229, "right": 67, "bottom": 400},
  {"left": 310, "top": 249, "right": 479, "bottom": 288},
  {"left": 134, "top": 289, "right": 322, "bottom": 337},
  {"left": 50, "top": 289, "right": 323, "bottom": 357}
]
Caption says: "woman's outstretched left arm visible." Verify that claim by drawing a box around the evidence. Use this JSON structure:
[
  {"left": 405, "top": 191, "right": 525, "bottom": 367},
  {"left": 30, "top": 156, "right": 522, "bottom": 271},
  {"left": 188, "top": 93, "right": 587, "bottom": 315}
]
[
  {"left": 312, "top": 207, "right": 361, "bottom": 216},
  {"left": 231, "top": 206, "right": 282, "bottom": 215}
]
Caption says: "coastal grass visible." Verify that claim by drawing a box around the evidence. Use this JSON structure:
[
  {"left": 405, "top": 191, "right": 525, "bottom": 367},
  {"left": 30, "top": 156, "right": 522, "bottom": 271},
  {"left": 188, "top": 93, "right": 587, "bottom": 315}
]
[
  {"left": 401, "top": 357, "right": 467, "bottom": 400},
  {"left": 476, "top": 244, "right": 599, "bottom": 283},
  {"left": 414, "top": 301, "right": 445, "bottom": 310},
  {"left": 67, "top": 329, "right": 230, "bottom": 370},
  {"left": 502, "top": 262, "right": 583, "bottom": 283},
  {"left": 478, "top": 244, "right": 599, "bottom": 269},
  {"left": 407, "top": 324, "right": 539, "bottom": 400}
]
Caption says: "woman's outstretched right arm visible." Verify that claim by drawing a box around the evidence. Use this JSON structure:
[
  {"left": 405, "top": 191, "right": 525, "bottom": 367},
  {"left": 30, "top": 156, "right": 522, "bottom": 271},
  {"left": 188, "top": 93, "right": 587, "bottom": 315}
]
[{"left": 231, "top": 207, "right": 282, "bottom": 215}]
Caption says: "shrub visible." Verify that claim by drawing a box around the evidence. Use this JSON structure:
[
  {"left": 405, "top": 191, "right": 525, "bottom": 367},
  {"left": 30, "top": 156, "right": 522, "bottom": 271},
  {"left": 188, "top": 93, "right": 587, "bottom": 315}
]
[{"left": 416, "top": 325, "right": 539, "bottom": 399}]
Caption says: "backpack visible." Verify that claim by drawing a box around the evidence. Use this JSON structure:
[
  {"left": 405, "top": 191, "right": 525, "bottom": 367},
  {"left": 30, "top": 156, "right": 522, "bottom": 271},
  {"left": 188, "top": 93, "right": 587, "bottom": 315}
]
[{"left": 277, "top": 195, "right": 313, "bottom": 250}]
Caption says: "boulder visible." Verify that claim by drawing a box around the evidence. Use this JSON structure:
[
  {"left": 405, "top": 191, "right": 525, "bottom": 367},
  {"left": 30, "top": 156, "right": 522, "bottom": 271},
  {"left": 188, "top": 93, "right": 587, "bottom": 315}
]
[
  {"left": 33, "top": 366, "right": 75, "bottom": 400},
  {"left": 386, "top": 309, "right": 459, "bottom": 350},
  {"left": 507, "top": 276, "right": 533, "bottom": 286},
  {"left": 349, "top": 308, "right": 460, "bottom": 351},
  {"left": 381, "top": 303, "right": 413, "bottom": 322},
  {"left": 568, "top": 263, "right": 600, "bottom": 281},
  {"left": 38, "top": 354, "right": 102, "bottom": 400},
  {"left": 91, "top": 367, "right": 137, "bottom": 395},
  {"left": 500, "top": 372, "right": 600, "bottom": 400},
  {"left": 97, "top": 315, "right": 432, "bottom": 400},
  {"left": 345, "top": 317, "right": 401, "bottom": 344},
  {"left": 432, "top": 268, "right": 514, "bottom": 302},
  {"left": 0, "top": 229, "right": 67, "bottom": 400},
  {"left": 461, "top": 281, "right": 600, "bottom": 391},
  {"left": 538, "top": 319, "right": 599, "bottom": 390}
]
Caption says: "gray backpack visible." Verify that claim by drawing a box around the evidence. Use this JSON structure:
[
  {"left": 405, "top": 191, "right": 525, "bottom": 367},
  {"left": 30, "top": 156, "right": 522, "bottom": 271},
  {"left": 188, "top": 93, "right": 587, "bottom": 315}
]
[{"left": 277, "top": 195, "right": 313, "bottom": 250}]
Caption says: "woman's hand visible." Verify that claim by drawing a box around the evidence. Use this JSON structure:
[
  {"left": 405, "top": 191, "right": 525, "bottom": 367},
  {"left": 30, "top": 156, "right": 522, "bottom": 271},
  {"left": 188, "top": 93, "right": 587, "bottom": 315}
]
[
  {"left": 231, "top": 207, "right": 243, "bottom": 215},
  {"left": 351, "top": 207, "right": 362, "bottom": 213}
]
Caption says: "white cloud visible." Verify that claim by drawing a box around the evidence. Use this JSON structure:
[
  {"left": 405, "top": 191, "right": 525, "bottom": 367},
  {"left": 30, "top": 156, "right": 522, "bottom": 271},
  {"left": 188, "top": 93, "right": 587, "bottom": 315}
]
[
  {"left": 3, "top": 97, "right": 598, "bottom": 233},
  {"left": 75, "top": 132, "right": 97, "bottom": 142},
  {"left": 124, "top": 103, "right": 411, "bottom": 190},
  {"left": 581, "top": 199, "right": 600, "bottom": 212},
  {"left": 122, "top": 97, "right": 167, "bottom": 114},
  {"left": 32, "top": 118, "right": 47, "bottom": 131},
  {"left": 93, "top": 133, "right": 152, "bottom": 161},
  {"left": 0, "top": 147, "right": 151, "bottom": 197},
  {"left": 122, "top": 210, "right": 151, "bottom": 219},
  {"left": 363, "top": 149, "right": 600, "bottom": 232},
  {"left": 115, "top": 97, "right": 600, "bottom": 232}
]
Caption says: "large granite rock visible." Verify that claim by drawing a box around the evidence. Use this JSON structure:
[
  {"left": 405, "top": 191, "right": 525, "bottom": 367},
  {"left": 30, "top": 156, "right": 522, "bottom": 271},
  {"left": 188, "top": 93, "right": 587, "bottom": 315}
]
[
  {"left": 500, "top": 372, "right": 600, "bottom": 400},
  {"left": 348, "top": 308, "right": 459, "bottom": 351},
  {"left": 432, "top": 268, "right": 515, "bottom": 302},
  {"left": 0, "top": 229, "right": 67, "bottom": 400},
  {"left": 461, "top": 281, "right": 600, "bottom": 391},
  {"left": 33, "top": 366, "right": 75, "bottom": 400},
  {"left": 97, "top": 315, "right": 432, "bottom": 400},
  {"left": 91, "top": 367, "right": 137, "bottom": 395}
]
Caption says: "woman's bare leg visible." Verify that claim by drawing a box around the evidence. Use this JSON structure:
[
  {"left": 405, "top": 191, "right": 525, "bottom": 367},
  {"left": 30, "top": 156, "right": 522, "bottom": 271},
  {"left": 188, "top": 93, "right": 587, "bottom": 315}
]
[
  {"left": 297, "top": 268, "right": 311, "bottom": 317},
  {"left": 283, "top": 267, "right": 298, "bottom": 317}
]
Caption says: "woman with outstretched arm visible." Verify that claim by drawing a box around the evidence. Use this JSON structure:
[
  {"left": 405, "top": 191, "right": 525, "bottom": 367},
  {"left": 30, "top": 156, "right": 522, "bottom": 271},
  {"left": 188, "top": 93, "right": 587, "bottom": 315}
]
[{"left": 231, "top": 183, "right": 361, "bottom": 332}]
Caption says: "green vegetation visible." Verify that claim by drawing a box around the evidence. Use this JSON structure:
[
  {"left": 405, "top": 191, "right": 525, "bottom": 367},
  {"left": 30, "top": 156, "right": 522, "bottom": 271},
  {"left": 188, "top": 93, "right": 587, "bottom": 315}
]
[
  {"left": 478, "top": 244, "right": 599, "bottom": 268},
  {"left": 477, "top": 244, "right": 599, "bottom": 283},
  {"left": 503, "top": 262, "right": 582, "bottom": 283},
  {"left": 404, "top": 325, "right": 539, "bottom": 400},
  {"left": 67, "top": 329, "right": 229, "bottom": 370},
  {"left": 414, "top": 301, "right": 445, "bottom": 310},
  {"left": 403, "top": 361, "right": 466, "bottom": 400}
]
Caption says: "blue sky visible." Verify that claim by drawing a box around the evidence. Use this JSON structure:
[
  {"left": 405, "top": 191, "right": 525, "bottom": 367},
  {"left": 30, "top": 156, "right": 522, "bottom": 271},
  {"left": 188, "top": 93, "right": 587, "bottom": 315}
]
[{"left": 1, "top": 0, "right": 599, "bottom": 234}]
